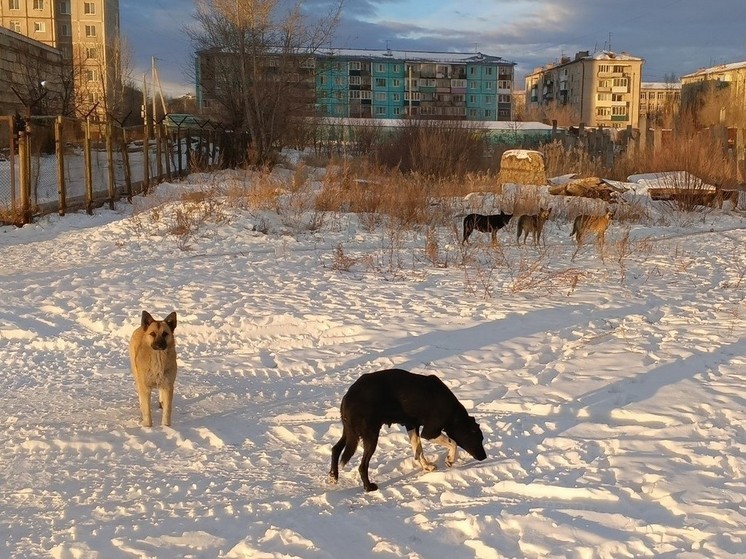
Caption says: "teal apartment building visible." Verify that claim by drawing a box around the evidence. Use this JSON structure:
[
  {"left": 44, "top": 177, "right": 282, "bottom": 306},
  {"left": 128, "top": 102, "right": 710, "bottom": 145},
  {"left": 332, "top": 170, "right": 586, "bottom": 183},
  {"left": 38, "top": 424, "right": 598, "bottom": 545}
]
[
  {"left": 197, "top": 47, "right": 516, "bottom": 123},
  {"left": 315, "top": 49, "right": 516, "bottom": 121}
]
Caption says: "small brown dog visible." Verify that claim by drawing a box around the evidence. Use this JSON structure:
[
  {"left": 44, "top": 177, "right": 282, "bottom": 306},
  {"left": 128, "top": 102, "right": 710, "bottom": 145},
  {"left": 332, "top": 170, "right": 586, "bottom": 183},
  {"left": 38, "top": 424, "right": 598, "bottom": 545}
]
[
  {"left": 516, "top": 207, "right": 552, "bottom": 245},
  {"left": 129, "top": 310, "right": 178, "bottom": 427}
]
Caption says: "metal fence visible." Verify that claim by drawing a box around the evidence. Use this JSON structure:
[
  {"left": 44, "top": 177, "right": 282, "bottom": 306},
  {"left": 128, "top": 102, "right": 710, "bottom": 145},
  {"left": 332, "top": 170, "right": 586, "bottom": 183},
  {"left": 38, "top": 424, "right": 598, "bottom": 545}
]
[{"left": 0, "top": 114, "right": 239, "bottom": 225}]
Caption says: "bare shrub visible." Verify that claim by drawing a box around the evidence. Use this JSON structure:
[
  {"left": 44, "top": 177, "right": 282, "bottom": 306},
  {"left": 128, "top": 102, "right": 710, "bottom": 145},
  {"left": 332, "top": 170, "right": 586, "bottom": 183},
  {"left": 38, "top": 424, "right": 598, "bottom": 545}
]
[
  {"left": 330, "top": 243, "right": 358, "bottom": 272},
  {"left": 374, "top": 119, "right": 491, "bottom": 178},
  {"left": 509, "top": 254, "right": 585, "bottom": 295}
]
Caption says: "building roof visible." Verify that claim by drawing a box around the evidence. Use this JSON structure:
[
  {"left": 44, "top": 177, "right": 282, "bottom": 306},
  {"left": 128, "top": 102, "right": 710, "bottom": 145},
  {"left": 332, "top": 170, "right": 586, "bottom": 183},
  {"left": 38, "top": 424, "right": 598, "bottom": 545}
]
[
  {"left": 319, "top": 48, "right": 515, "bottom": 65},
  {"left": 682, "top": 60, "right": 746, "bottom": 79},
  {"left": 528, "top": 50, "right": 644, "bottom": 76},
  {"left": 642, "top": 82, "right": 682, "bottom": 90}
]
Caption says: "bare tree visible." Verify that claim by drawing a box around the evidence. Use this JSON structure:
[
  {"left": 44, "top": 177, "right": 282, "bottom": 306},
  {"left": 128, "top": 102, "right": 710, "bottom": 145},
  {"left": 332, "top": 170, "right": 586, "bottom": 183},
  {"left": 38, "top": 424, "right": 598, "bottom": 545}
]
[
  {"left": 525, "top": 99, "right": 579, "bottom": 127},
  {"left": 187, "top": 0, "right": 342, "bottom": 166}
]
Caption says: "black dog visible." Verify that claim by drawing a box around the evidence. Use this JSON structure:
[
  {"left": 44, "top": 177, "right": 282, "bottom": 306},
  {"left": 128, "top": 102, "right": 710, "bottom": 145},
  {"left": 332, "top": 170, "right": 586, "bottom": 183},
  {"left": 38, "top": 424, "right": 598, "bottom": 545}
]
[
  {"left": 462, "top": 212, "right": 513, "bottom": 244},
  {"left": 329, "top": 368, "right": 486, "bottom": 492}
]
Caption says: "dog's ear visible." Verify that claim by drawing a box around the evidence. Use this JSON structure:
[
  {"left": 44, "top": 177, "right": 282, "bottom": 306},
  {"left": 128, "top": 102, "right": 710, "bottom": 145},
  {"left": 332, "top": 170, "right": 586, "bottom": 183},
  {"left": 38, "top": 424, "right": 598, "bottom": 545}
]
[
  {"left": 141, "top": 311, "right": 154, "bottom": 330},
  {"left": 164, "top": 311, "right": 177, "bottom": 332}
]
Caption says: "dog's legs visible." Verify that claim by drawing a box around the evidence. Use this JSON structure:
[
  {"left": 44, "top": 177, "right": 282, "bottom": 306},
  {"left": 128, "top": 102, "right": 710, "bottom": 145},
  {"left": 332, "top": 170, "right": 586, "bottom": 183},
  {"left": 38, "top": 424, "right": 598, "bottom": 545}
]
[
  {"left": 431, "top": 434, "right": 458, "bottom": 467},
  {"left": 159, "top": 385, "right": 174, "bottom": 426},
  {"left": 407, "top": 429, "right": 436, "bottom": 472},
  {"left": 136, "top": 385, "right": 153, "bottom": 427},
  {"left": 359, "top": 430, "right": 380, "bottom": 492}
]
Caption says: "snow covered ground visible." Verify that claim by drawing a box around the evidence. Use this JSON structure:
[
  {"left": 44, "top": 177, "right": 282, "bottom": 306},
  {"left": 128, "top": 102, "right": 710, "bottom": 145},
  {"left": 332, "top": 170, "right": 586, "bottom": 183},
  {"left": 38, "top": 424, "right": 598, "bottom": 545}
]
[{"left": 0, "top": 167, "right": 745, "bottom": 558}]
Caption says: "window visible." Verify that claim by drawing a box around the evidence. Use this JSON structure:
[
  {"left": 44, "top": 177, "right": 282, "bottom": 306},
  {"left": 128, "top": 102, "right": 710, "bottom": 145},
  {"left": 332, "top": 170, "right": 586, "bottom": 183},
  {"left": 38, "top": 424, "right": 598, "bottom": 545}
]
[
  {"left": 9, "top": 0, "right": 20, "bottom": 10},
  {"left": 393, "top": 107, "right": 401, "bottom": 116},
  {"left": 612, "top": 106, "right": 627, "bottom": 116},
  {"left": 84, "top": 2, "right": 96, "bottom": 14},
  {"left": 612, "top": 93, "right": 625, "bottom": 102},
  {"left": 468, "top": 95, "right": 476, "bottom": 104},
  {"left": 392, "top": 93, "right": 401, "bottom": 102},
  {"left": 393, "top": 64, "right": 400, "bottom": 73},
  {"left": 469, "top": 80, "right": 478, "bottom": 89},
  {"left": 61, "top": 45, "right": 71, "bottom": 58},
  {"left": 485, "top": 67, "right": 493, "bottom": 75},
  {"left": 452, "top": 79, "right": 466, "bottom": 89},
  {"left": 88, "top": 91, "right": 99, "bottom": 103},
  {"left": 374, "top": 92, "right": 386, "bottom": 101},
  {"left": 34, "top": 21, "right": 45, "bottom": 32},
  {"left": 374, "top": 78, "right": 386, "bottom": 87},
  {"left": 86, "top": 47, "right": 98, "bottom": 59},
  {"left": 333, "top": 76, "right": 344, "bottom": 86},
  {"left": 484, "top": 95, "right": 494, "bottom": 105},
  {"left": 484, "top": 82, "right": 493, "bottom": 90},
  {"left": 86, "top": 69, "right": 98, "bottom": 82},
  {"left": 10, "top": 20, "right": 21, "bottom": 32},
  {"left": 498, "top": 80, "right": 511, "bottom": 89},
  {"left": 404, "top": 91, "right": 421, "bottom": 101},
  {"left": 59, "top": 0, "right": 70, "bottom": 14},
  {"left": 349, "top": 76, "right": 361, "bottom": 86},
  {"left": 85, "top": 25, "right": 96, "bottom": 37},
  {"left": 375, "top": 106, "right": 386, "bottom": 115},
  {"left": 60, "top": 23, "right": 71, "bottom": 36},
  {"left": 376, "top": 64, "right": 385, "bottom": 72},
  {"left": 599, "top": 64, "right": 610, "bottom": 73},
  {"left": 596, "top": 107, "right": 610, "bottom": 116},
  {"left": 318, "top": 75, "right": 326, "bottom": 86},
  {"left": 392, "top": 79, "right": 401, "bottom": 87},
  {"left": 613, "top": 77, "right": 628, "bottom": 88},
  {"left": 360, "top": 91, "right": 372, "bottom": 100},
  {"left": 33, "top": 0, "right": 44, "bottom": 9},
  {"left": 484, "top": 109, "right": 492, "bottom": 118},
  {"left": 349, "top": 61, "right": 360, "bottom": 71}
]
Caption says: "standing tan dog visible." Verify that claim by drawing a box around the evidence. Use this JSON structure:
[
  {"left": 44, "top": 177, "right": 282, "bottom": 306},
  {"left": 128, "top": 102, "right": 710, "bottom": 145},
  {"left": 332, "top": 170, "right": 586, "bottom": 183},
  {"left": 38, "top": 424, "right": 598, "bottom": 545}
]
[
  {"left": 129, "top": 311, "right": 178, "bottom": 427},
  {"left": 570, "top": 208, "right": 614, "bottom": 247},
  {"left": 516, "top": 207, "right": 552, "bottom": 245}
]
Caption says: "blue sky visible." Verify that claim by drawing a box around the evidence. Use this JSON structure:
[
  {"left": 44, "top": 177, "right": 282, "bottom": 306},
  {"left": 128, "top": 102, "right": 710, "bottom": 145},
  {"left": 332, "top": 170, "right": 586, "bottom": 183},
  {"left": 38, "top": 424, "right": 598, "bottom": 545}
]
[{"left": 121, "top": 0, "right": 746, "bottom": 97}]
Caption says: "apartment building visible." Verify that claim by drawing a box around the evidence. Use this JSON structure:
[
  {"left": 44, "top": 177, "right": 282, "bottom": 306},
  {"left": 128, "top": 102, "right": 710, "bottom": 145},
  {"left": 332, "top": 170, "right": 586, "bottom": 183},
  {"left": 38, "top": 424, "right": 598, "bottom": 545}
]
[
  {"left": 681, "top": 61, "right": 746, "bottom": 126},
  {"left": 315, "top": 49, "right": 515, "bottom": 121},
  {"left": 0, "top": 25, "right": 62, "bottom": 115},
  {"left": 640, "top": 82, "right": 680, "bottom": 125},
  {"left": 196, "top": 48, "right": 516, "bottom": 122},
  {"left": 525, "top": 50, "right": 644, "bottom": 129},
  {"left": 0, "top": 0, "right": 121, "bottom": 114}
]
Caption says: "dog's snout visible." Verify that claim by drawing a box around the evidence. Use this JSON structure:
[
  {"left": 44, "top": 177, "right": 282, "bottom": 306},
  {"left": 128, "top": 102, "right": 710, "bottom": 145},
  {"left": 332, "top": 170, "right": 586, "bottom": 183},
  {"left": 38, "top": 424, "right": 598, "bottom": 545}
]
[{"left": 151, "top": 336, "right": 168, "bottom": 350}]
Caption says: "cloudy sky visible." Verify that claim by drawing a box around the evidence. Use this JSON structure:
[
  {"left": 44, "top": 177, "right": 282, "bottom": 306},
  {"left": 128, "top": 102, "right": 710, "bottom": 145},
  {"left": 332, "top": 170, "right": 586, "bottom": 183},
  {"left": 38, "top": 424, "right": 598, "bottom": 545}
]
[{"left": 121, "top": 0, "right": 746, "bottom": 97}]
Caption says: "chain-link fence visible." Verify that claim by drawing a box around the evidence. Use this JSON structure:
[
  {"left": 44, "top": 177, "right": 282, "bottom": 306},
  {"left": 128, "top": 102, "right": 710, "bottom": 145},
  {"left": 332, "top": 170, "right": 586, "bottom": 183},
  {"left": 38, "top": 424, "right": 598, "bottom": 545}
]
[{"left": 0, "top": 116, "right": 16, "bottom": 211}]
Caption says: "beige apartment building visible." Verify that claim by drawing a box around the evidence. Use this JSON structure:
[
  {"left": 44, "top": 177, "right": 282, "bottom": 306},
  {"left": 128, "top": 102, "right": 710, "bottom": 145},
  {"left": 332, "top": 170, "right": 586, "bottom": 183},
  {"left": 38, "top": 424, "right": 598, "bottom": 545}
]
[
  {"left": 0, "top": 0, "right": 120, "bottom": 115},
  {"left": 0, "top": 25, "right": 62, "bottom": 115},
  {"left": 681, "top": 61, "right": 746, "bottom": 127},
  {"left": 525, "top": 50, "right": 644, "bottom": 129},
  {"left": 640, "top": 82, "right": 680, "bottom": 126}
]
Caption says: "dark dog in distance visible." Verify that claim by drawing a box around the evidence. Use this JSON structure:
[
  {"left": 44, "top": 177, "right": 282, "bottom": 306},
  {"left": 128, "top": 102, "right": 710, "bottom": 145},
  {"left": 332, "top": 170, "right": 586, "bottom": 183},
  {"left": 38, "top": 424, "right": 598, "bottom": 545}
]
[
  {"left": 329, "top": 368, "right": 486, "bottom": 492},
  {"left": 462, "top": 212, "right": 513, "bottom": 244}
]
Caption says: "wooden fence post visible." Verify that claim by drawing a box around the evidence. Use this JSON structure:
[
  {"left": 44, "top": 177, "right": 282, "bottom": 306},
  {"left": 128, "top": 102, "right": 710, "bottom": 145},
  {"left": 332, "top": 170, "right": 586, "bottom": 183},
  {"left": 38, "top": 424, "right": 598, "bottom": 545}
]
[
  {"left": 737, "top": 128, "right": 746, "bottom": 184},
  {"left": 106, "top": 121, "right": 116, "bottom": 209},
  {"left": 17, "top": 120, "right": 31, "bottom": 224},
  {"left": 55, "top": 116, "right": 66, "bottom": 216},
  {"left": 84, "top": 117, "right": 93, "bottom": 215}
]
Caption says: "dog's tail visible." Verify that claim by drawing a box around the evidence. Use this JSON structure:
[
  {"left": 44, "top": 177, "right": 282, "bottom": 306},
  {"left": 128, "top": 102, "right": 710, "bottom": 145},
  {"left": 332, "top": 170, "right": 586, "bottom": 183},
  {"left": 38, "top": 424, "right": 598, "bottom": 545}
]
[{"left": 339, "top": 424, "right": 359, "bottom": 467}]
